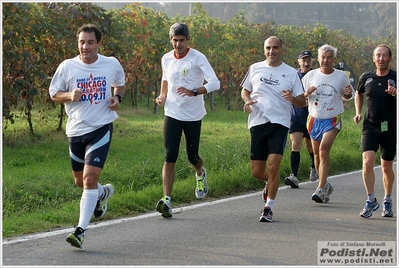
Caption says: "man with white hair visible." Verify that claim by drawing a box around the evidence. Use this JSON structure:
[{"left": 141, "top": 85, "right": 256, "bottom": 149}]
[{"left": 302, "top": 44, "right": 354, "bottom": 203}]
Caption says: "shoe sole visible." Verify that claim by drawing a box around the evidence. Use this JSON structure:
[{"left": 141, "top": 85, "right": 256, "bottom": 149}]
[
  {"left": 382, "top": 202, "right": 393, "bottom": 217},
  {"left": 259, "top": 216, "right": 273, "bottom": 222},
  {"left": 313, "top": 184, "right": 333, "bottom": 203},
  {"left": 156, "top": 200, "right": 172, "bottom": 218},
  {"left": 360, "top": 204, "right": 380, "bottom": 218},
  {"left": 284, "top": 178, "right": 299, "bottom": 188},
  {"left": 93, "top": 199, "right": 106, "bottom": 218},
  {"left": 382, "top": 211, "right": 393, "bottom": 217},
  {"left": 312, "top": 193, "right": 324, "bottom": 203},
  {"left": 66, "top": 235, "right": 82, "bottom": 249},
  {"left": 94, "top": 184, "right": 114, "bottom": 218}
]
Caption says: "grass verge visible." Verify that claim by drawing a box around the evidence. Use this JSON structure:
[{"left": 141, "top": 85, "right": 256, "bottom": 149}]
[{"left": 2, "top": 100, "right": 372, "bottom": 238}]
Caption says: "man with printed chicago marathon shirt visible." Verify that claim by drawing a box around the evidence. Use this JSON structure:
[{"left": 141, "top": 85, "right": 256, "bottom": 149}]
[
  {"left": 353, "top": 44, "right": 397, "bottom": 219},
  {"left": 49, "top": 24, "right": 125, "bottom": 249}
]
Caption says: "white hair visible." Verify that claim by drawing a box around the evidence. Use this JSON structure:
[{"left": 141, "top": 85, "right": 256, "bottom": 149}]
[{"left": 318, "top": 44, "right": 337, "bottom": 57}]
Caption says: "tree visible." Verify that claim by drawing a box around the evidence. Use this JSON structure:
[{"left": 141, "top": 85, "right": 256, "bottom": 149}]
[
  {"left": 2, "top": 2, "right": 111, "bottom": 134},
  {"left": 2, "top": 2, "right": 396, "bottom": 135}
]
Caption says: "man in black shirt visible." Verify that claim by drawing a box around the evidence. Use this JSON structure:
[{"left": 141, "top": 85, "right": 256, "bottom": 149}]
[{"left": 353, "top": 44, "right": 396, "bottom": 218}]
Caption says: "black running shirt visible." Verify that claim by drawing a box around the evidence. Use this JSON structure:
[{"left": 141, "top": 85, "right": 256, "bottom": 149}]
[{"left": 355, "top": 69, "right": 397, "bottom": 136}]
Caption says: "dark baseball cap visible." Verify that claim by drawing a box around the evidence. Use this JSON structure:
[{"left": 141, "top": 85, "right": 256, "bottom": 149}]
[{"left": 298, "top": 50, "right": 313, "bottom": 59}]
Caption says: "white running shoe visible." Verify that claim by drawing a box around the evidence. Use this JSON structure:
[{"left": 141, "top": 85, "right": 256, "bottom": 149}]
[{"left": 195, "top": 168, "right": 208, "bottom": 198}]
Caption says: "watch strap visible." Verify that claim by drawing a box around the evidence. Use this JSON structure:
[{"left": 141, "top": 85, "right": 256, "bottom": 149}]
[{"left": 115, "top": 94, "right": 122, "bottom": 103}]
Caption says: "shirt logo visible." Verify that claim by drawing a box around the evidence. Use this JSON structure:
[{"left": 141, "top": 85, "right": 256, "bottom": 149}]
[
  {"left": 76, "top": 73, "right": 107, "bottom": 104},
  {"left": 181, "top": 68, "right": 189, "bottom": 76},
  {"left": 260, "top": 74, "right": 280, "bottom": 85}
]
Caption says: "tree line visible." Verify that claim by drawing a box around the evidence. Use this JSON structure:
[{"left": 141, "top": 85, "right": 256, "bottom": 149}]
[
  {"left": 101, "top": 2, "right": 396, "bottom": 39},
  {"left": 2, "top": 2, "right": 396, "bottom": 136}
]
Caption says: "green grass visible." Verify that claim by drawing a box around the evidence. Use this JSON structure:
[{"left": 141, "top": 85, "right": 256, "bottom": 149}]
[{"left": 2, "top": 100, "right": 372, "bottom": 238}]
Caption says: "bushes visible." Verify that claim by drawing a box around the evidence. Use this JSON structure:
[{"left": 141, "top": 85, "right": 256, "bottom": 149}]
[{"left": 2, "top": 2, "right": 396, "bottom": 134}]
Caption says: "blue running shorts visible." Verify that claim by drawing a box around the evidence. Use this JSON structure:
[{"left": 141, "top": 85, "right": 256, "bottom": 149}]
[{"left": 306, "top": 115, "right": 341, "bottom": 141}]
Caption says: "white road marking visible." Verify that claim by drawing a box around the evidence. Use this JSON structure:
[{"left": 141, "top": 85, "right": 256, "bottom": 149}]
[{"left": 2, "top": 169, "right": 365, "bottom": 245}]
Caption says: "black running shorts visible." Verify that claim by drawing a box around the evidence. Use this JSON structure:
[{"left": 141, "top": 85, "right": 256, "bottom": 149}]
[
  {"left": 361, "top": 129, "right": 396, "bottom": 161},
  {"left": 250, "top": 122, "right": 289, "bottom": 161},
  {"left": 289, "top": 121, "right": 310, "bottom": 140},
  {"left": 68, "top": 123, "right": 113, "bottom": 171}
]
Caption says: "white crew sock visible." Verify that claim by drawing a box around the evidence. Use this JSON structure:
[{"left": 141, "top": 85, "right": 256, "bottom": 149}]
[
  {"left": 384, "top": 195, "right": 392, "bottom": 202},
  {"left": 265, "top": 198, "right": 275, "bottom": 210},
  {"left": 367, "top": 193, "right": 375, "bottom": 202}
]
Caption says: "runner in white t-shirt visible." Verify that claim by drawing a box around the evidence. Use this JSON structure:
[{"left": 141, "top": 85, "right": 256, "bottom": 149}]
[
  {"left": 49, "top": 24, "right": 125, "bottom": 249},
  {"left": 301, "top": 44, "right": 354, "bottom": 204},
  {"left": 241, "top": 36, "right": 306, "bottom": 222},
  {"left": 155, "top": 23, "right": 220, "bottom": 218}
]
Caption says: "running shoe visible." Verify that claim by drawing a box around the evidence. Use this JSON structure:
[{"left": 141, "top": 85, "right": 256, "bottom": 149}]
[
  {"left": 94, "top": 183, "right": 115, "bottom": 218},
  {"left": 195, "top": 168, "right": 208, "bottom": 199},
  {"left": 324, "top": 182, "right": 333, "bottom": 194},
  {"left": 360, "top": 198, "right": 380, "bottom": 218},
  {"left": 262, "top": 182, "right": 268, "bottom": 203},
  {"left": 284, "top": 174, "right": 299, "bottom": 188},
  {"left": 312, "top": 187, "right": 327, "bottom": 203},
  {"left": 309, "top": 168, "right": 319, "bottom": 182},
  {"left": 381, "top": 199, "right": 393, "bottom": 217},
  {"left": 259, "top": 206, "right": 273, "bottom": 222},
  {"left": 156, "top": 196, "right": 172, "bottom": 218},
  {"left": 66, "top": 227, "right": 85, "bottom": 249}
]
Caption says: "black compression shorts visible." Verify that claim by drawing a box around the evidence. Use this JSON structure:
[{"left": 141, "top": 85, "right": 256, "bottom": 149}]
[
  {"left": 163, "top": 116, "right": 201, "bottom": 164},
  {"left": 68, "top": 123, "right": 113, "bottom": 171}
]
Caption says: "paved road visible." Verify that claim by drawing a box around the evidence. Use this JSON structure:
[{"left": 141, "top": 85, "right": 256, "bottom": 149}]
[{"left": 2, "top": 166, "right": 397, "bottom": 266}]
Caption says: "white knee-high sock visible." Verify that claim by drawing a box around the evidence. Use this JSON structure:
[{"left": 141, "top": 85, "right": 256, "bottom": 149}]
[{"left": 78, "top": 189, "right": 98, "bottom": 230}]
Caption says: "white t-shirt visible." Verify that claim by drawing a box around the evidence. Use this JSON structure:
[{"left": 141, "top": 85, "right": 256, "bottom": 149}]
[
  {"left": 301, "top": 68, "right": 354, "bottom": 119},
  {"left": 241, "top": 61, "right": 304, "bottom": 129},
  {"left": 161, "top": 48, "right": 220, "bottom": 121},
  {"left": 49, "top": 54, "right": 125, "bottom": 137}
]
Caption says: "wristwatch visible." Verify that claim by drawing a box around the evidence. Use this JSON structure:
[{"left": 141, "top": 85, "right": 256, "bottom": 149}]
[
  {"left": 192, "top": 88, "right": 198, "bottom": 96},
  {"left": 115, "top": 94, "right": 122, "bottom": 103}
]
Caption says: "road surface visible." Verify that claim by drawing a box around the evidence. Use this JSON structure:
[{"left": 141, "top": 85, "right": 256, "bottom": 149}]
[{"left": 2, "top": 166, "right": 397, "bottom": 266}]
